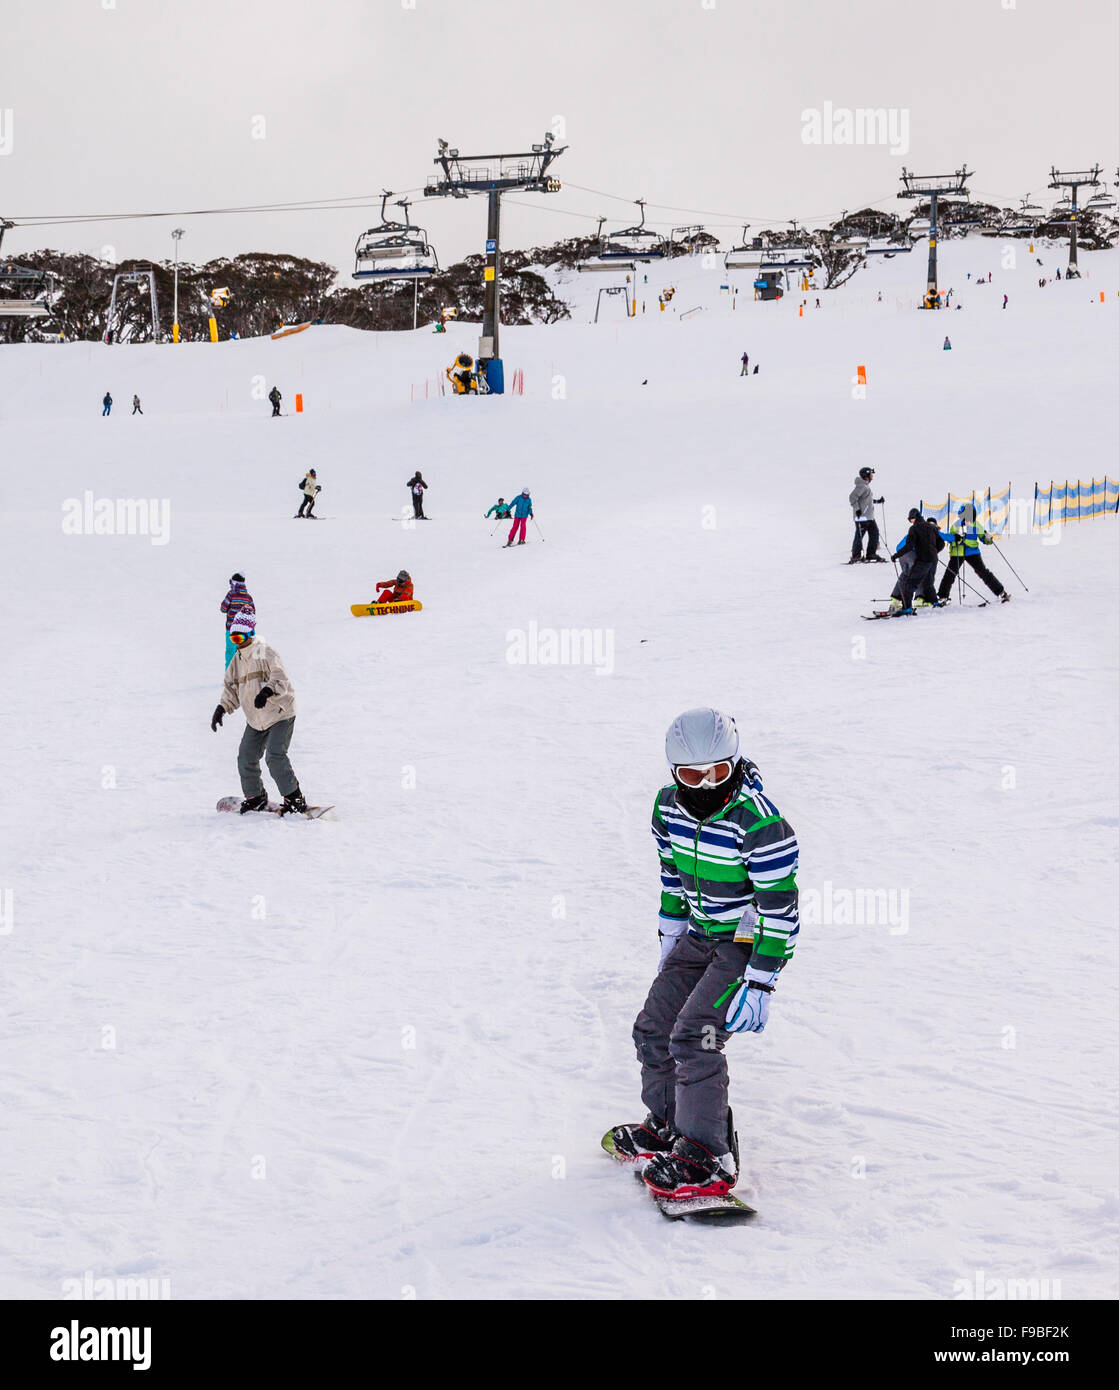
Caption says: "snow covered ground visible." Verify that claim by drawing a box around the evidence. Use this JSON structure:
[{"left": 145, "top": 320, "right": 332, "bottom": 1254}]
[{"left": 1, "top": 235, "right": 1117, "bottom": 1300}]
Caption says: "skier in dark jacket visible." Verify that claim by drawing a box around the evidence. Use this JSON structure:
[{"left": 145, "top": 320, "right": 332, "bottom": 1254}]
[
  {"left": 102, "top": 392, "right": 113, "bottom": 416},
  {"left": 893, "top": 509, "right": 943, "bottom": 613},
  {"left": 407, "top": 472, "right": 428, "bottom": 519},
  {"left": 268, "top": 386, "right": 282, "bottom": 417}
]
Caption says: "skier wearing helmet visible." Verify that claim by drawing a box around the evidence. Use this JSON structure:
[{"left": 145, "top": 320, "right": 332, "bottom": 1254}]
[
  {"left": 374, "top": 570, "right": 414, "bottom": 605},
  {"left": 609, "top": 708, "right": 800, "bottom": 1203},
  {"left": 504, "top": 488, "right": 533, "bottom": 547},
  {"left": 849, "top": 466, "right": 885, "bottom": 562},
  {"left": 936, "top": 502, "right": 1009, "bottom": 603}
]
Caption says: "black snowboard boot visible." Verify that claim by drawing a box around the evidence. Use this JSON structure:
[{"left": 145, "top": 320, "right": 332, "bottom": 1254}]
[
  {"left": 610, "top": 1114, "right": 677, "bottom": 1164},
  {"left": 641, "top": 1131, "right": 738, "bottom": 1198},
  {"left": 281, "top": 787, "right": 308, "bottom": 815},
  {"left": 239, "top": 792, "right": 270, "bottom": 814}
]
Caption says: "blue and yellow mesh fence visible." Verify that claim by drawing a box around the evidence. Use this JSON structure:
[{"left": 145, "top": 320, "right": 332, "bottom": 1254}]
[
  {"left": 920, "top": 485, "right": 1012, "bottom": 535},
  {"left": 1033, "top": 478, "right": 1119, "bottom": 527}
]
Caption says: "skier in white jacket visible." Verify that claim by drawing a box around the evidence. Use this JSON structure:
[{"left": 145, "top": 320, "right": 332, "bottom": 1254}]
[{"left": 210, "top": 610, "right": 306, "bottom": 813}]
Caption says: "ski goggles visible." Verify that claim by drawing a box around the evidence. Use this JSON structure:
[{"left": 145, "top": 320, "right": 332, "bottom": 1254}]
[
  {"left": 229, "top": 630, "right": 253, "bottom": 645},
  {"left": 674, "top": 760, "right": 734, "bottom": 788}
]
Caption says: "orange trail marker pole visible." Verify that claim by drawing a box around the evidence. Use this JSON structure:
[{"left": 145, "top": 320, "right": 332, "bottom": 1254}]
[
  {"left": 295, "top": 393, "right": 304, "bottom": 413},
  {"left": 857, "top": 365, "right": 867, "bottom": 385}
]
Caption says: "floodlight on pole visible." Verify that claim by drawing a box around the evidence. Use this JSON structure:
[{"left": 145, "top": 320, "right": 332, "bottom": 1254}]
[
  {"left": 1047, "top": 165, "right": 1101, "bottom": 278},
  {"left": 423, "top": 129, "right": 566, "bottom": 393},
  {"left": 171, "top": 228, "right": 185, "bottom": 343}
]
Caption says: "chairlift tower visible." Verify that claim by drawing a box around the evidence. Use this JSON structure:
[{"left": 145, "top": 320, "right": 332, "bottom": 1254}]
[
  {"left": 424, "top": 131, "right": 565, "bottom": 393},
  {"left": 1048, "top": 165, "right": 1101, "bottom": 278},
  {"left": 898, "top": 166, "right": 972, "bottom": 306}
]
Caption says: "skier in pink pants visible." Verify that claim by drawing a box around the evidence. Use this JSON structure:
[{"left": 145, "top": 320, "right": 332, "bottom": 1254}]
[{"left": 504, "top": 488, "right": 533, "bottom": 548}]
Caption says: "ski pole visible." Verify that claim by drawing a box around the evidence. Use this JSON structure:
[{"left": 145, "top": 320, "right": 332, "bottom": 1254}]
[
  {"left": 990, "top": 538, "right": 1029, "bottom": 592},
  {"left": 878, "top": 502, "right": 890, "bottom": 555},
  {"left": 532, "top": 517, "right": 545, "bottom": 542},
  {"left": 490, "top": 518, "right": 503, "bottom": 536}
]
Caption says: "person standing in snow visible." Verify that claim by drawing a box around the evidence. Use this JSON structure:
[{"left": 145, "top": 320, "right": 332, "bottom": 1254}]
[
  {"left": 407, "top": 471, "right": 428, "bottom": 520},
  {"left": 296, "top": 470, "right": 320, "bottom": 518},
  {"left": 740, "top": 351, "right": 749, "bottom": 376},
  {"left": 504, "top": 488, "right": 533, "bottom": 547},
  {"left": 609, "top": 708, "right": 799, "bottom": 1201},
  {"left": 210, "top": 610, "right": 306, "bottom": 814},
  {"left": 936, "top": 502, "right": 1010, "bottom": 604},
  {"left": 1002, "top": 294, "right": 1008, "bottom": 310},
  {"left": 268, "top": 385, "right": 282, "bottom": 417},
  {"left": 102, "top": 392, "right": 112, "bottom": 416},
  {"left": 131, "top": 394, "right": 143, "bottom": 415},
  {"left": 892, "top": 508, "right": 943, "bottom": 614},
  {"left": 220, "top": 572, "right": 255, "bottom": 666},
  {"left": 849, "top": 467, "right": 885, "bottom": 563}
]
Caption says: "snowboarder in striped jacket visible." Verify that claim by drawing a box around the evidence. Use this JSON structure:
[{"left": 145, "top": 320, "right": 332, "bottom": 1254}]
[
  {"left": 610, "top": 708, "right": 800, "bottom": 1202},
  {"left": 220, "top": 573, "right": 255, "bottom": 666}
]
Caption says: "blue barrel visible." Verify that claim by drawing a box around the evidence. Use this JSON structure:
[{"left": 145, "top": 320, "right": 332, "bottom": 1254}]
[{"left": 485, "top": 358, "right": 505, "bottom": 395}]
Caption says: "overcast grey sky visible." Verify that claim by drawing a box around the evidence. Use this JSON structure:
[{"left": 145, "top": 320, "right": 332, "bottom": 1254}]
[{"left": 2, "top": 0, "right": 1117, "bottom": 271}]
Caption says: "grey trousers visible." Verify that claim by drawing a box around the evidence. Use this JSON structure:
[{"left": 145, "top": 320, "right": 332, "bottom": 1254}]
[
  {"left": 633, "top": 933, "right": 751, "bottom": 1154},
  {"left": 237, "top": 717, "right": 297, "bottom": 798}
]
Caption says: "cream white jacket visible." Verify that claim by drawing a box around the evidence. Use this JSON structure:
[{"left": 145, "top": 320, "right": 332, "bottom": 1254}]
[{"left": 220, "top": 639, "right": 297, "bottom": 730}]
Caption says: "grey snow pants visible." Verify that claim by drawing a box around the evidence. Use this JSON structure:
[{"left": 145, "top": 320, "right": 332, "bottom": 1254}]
[
  {"left": 237, "top": 717, "right": 297, "bottom": 798},
  {"left": 633, "top": 933, "right": 752, "bottom": 1155}
]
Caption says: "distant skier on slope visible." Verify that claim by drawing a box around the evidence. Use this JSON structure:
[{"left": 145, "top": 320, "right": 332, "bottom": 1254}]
[
  {"left": 504, "top": 488, "right": 533, "bottom": 547},
  {"left": 102, "top": 392, "right": 112, "bottom": 417},
  {"left": 849, "top": 467, "right": 885, "bottom": 563},
  {"left": 485, "top": 497, "right": 513, "bottom": 520},
  {"left": 220, "top": 572, "right": 255, "bottom": 666},
  {"left": 740, "top": 351, "right": 749, "bottom": 376},
  {"left": 132, "top": 394, "right": 143, "bottom": 415},
  {"left": 268, "top": 385, "right": 282, "bottom": 417},
  {"left": 210, "top": 610, "right": 307, "bottom": 814},
  {"left": 296, "top": 470, "right": 320, "bottom": 518},
  {"left": 609, "top": 708, "right": 800, "bottom": 1202},
  {"left": 936, "top": 502, "right": 1010, "bottom": 604},
  {"left": 407, "top": 472, "right": 428, "bottom": 519},
  {"left": 374, "top": 570, "right": 414, "bottom": 605}
]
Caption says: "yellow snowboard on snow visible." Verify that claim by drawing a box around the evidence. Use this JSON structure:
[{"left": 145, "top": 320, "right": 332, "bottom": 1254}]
[{"left": 350, "top": 600, "right": 423, "bottom": 617}]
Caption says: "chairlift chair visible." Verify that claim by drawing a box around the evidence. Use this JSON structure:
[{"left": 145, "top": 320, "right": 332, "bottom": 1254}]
[
  {"left": 865, "top": 236, "right": 912, "bottom": 256},
  {"left": 592, "top": 199, "right": 666, "bottom": 264},
  {"left": 353, "top": 192, "right": 438, "bottom": 280},
  {"left": 723, "top": 225, "right": 763, "bottom": 270}
]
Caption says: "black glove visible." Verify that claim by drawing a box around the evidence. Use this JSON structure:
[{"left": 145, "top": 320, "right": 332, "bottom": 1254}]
[
  {"left": 254, "top": 686, "right": 274, "bottom": 710},
  {"left": 211, "top": 705, "right": 224, "bottom": 731},
  {"left": 874, "top": 496, "right": 884, "bottom": 504}
]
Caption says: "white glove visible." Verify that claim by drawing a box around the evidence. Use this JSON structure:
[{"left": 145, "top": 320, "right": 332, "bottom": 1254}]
[
  {"left": 724, "top": 963, "right": 780, "bottom": 1034},
  {"left": 657, "top": 915, "right": 688, "bottom": 970}
]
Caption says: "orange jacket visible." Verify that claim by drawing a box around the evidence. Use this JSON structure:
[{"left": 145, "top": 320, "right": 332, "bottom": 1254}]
[{"left": 377, "top": 579, "right": 414, "bottom": 603}]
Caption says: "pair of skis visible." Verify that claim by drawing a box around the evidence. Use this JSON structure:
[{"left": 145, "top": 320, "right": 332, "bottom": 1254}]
[
  {"left": 863, "top": 599, "right": 988, "bottom": 620},
  {"left": 600, "top": 1129, "right": 756, "bottom": 1225}
]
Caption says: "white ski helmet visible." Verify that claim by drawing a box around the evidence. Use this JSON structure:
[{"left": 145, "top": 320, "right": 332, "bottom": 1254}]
[{"left": 665, "top": 707, "right": 740, "bottom": 770}]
